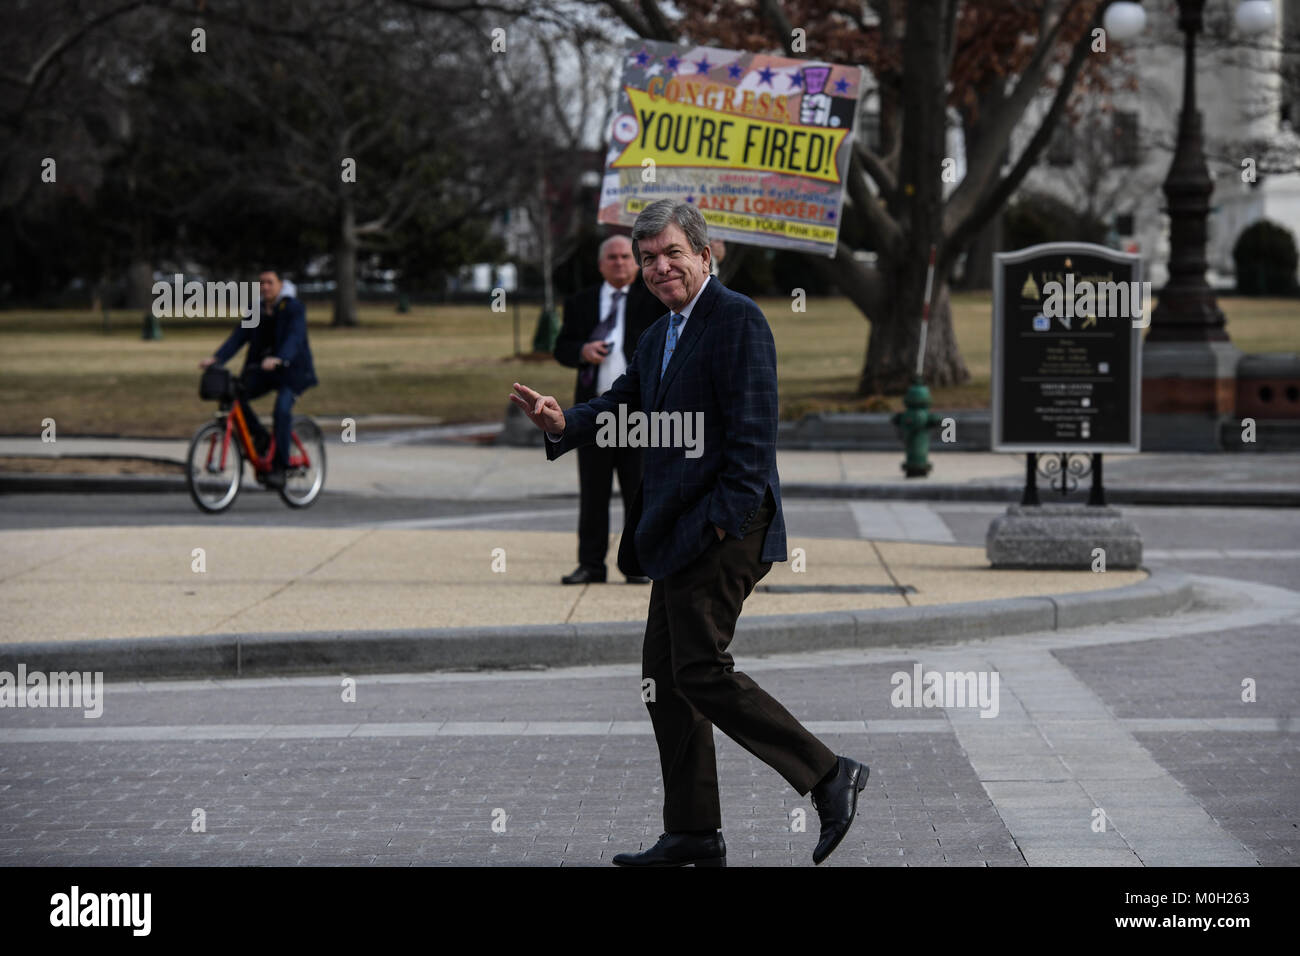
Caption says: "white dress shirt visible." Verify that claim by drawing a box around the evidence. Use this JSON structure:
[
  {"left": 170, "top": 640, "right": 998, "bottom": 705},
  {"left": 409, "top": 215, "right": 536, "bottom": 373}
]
[
  {"left": 547, "top": 275, "right": 711, "bottom": 444},
  {"left": 596, "top": 280, "right": 631, "bottom": 394},
  {"left": 668, "top": 274, "right": 710, "bottom": 343}
]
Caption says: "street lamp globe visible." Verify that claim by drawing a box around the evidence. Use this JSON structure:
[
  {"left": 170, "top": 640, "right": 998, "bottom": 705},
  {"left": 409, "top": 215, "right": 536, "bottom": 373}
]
[
  {"left": 1103, "top": 2, "right": 1146, "bottom": 41},
  {"left": 1235, "top": 0, "right": 1275, "bottom": 35}
]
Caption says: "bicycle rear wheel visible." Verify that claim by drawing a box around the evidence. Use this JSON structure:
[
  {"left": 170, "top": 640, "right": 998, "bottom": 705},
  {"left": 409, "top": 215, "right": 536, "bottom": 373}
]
[
  {"left": 187, "top": 420, "right": 243, "bottom": 513},
  {"left": 279, "top": 415, "right": 326, "bottom": 508}
]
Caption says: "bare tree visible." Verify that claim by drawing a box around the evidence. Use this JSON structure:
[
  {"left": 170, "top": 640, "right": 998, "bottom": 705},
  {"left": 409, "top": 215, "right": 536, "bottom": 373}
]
[{"left": 591, "top": 0, "right": 1119, "bottom": 395}]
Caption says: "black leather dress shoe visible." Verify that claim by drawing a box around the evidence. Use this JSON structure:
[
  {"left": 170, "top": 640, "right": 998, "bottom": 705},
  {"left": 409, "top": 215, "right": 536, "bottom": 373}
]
[
  {"left": 810, "top": 755, "right": 870, "bottom": 865},
  {"left": 561, "top": 566, "right": 606, "bottom": 585},
  {"left": 262, "top": 467, "right": 286, "bottom": 490},
  {"left": 624, "top": 575, "right": 650, "bottom": 584},
  {"left": 612, "top": 831, "right": 726, "bottom": 867}
]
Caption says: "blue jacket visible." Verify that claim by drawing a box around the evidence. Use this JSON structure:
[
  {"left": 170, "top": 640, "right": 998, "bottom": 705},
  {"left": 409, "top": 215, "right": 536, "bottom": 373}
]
[
  {"left": 545, "top": 278, "right": 787, "bottom": 580},
  {"left": 213, "top": 295, "right": 318, "bottom": 394}
]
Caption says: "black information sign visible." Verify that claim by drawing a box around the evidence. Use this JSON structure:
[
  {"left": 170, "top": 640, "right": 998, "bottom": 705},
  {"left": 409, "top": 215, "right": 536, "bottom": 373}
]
[{"left": 992, "top": 242, "right": 1143, "bottom": 452}]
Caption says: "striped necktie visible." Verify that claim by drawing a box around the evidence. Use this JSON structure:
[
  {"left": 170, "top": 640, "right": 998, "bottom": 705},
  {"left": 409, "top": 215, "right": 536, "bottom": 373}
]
[
  {"left": 660, "top": 312, "right": 684, "bottom": 381},
  {"left": 580, "top": 290, "right": 623, "bottom": 388}
]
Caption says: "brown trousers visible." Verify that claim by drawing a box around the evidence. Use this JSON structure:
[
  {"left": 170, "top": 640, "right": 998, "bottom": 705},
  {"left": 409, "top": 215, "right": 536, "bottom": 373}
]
[{"left": 641, "top": 492, "right": 838, "bottom": 831}]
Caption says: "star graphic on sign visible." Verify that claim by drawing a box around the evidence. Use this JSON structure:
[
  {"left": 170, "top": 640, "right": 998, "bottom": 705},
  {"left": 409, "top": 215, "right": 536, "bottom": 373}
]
[
  {"left": 634, "top": 49, "right": 651, "bottom": 67},
  {"left": 757, "top": 66, "right": 775, "bottom": 86},
  {"left": 686, "top": 195, "right": 695, "bottom": 203},
  {"left": 827, "top": 210, "right": 836, "bottom": 220},
  {"left": 834, "top": 76, "right": 850, "bottom": 93},
  {"left": 788, "top": 72, "right": 802, "bottom": 88},
  {"left": 694, "top": 57, "right": 712, "bottom": 74},
  {"left": 664, "top": 54, "right": 680, "bottom": 73},
  {"left": 727, "top": 63, "right": 743, "bottom": 79}
]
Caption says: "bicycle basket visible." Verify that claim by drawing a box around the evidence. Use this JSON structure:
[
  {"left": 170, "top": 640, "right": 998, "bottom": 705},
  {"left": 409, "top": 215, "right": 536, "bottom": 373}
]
[{"left": 199, "top": 366, "right": 234, "bottom": 401}]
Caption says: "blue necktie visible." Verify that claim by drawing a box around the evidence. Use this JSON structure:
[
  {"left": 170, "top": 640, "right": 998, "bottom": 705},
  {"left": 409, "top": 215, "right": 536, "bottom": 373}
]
[{"left": 661, "top": 312, "right": 684, "bottom": 381}]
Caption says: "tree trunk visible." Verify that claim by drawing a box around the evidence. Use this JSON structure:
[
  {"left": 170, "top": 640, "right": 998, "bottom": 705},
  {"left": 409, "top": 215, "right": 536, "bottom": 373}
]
[
  {"left": 538, "top": 189, "right": 554, "bottom": 314},
  {"left": 332, "top": 194, "right": 359, "bottom": 327},
  {"left": 955, "top": 208, "right": 1001, "bottom": 290},
  {"left": 126, "top": 259, "right": 153, "bottom": 311},
  {"left": 849, "top": 0, "right": 966, "bottom": 396},
  {"left": 717, "top": 243, "right": 749, "bottom": 285},
  {"left": 811, "top": 248, "right": 969, "bottom": 395},
  {"left": 857, "top": 254, "right": 967, "bottom": 394}
]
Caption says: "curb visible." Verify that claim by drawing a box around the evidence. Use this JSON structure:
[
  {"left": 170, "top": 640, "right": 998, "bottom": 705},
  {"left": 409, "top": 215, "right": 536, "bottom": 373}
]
[
  {"left": 3, "top": 472, "right": 1297, "bottom": 507},
  {"left": 779, "top": 482, "right": 1300, "bottom": 508},
  {"left": 0, "top": 474, "right": 187, "bottom": 495},
  {"left": 0, "top": 568, "right": 1194, "bottom": 681}
]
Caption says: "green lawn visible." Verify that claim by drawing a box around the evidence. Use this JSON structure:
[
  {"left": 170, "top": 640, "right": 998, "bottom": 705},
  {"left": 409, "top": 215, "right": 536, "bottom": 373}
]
[{"left": 0, "top": 293, "right": 1293, "bottom": 438}]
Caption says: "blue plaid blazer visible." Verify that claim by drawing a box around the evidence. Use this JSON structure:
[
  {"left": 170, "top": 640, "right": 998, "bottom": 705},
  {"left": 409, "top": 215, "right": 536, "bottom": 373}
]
[{"left": 544, "top": 277, "right": 787, "bottom": 580}]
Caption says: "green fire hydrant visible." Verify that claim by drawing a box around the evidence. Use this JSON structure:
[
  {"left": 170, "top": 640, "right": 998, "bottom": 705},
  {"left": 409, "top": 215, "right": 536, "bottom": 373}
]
[{"left": 891, "top": 377, "right": 941, "bottom": 477}]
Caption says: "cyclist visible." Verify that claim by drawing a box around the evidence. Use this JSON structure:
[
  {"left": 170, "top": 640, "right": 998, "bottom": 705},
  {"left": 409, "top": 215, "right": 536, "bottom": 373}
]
[{"left": 199, "top": 268, "right": 317, "bottom": 488}]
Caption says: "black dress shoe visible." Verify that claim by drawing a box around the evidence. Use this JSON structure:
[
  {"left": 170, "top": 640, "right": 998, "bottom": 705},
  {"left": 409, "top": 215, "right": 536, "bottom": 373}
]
[
  {"left": 612, "top": 831, "right": 726, "bottom": 867},
  {"left": 561, "top": 566, "right": 606, "bottom": 585},
  {"left": 624, "top": 575, "right": 650, "bottom": 584},
  {"left": 262, "top": 467, "right": 286, "bottom": 490},
  {"left": 809, "top": 755, "right": 870, "bottom": 865}
]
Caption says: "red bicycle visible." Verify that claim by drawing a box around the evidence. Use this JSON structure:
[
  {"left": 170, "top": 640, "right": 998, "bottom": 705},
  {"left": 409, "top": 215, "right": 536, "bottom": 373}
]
[{"left": 186, "top": 366, "right": 325, "bottom": 513}]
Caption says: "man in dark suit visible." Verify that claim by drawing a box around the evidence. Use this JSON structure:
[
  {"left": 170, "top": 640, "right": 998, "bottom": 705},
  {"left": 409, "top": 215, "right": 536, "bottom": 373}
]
[
  {"left": 553, "top": 235, "right": 664, "bottom": 585},
  {"left": 199, "top": 268, "right": 317, "bottom": 489},
  {"left": 510, "top": 200, "right": 868, "bottom": 866}
]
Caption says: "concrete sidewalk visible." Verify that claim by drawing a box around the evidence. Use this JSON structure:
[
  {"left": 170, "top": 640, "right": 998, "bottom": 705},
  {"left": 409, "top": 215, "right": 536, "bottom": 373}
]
[
  {"left": 2, "top": 435, "right": 1298, "bottom": 504},
  {"left": 0, "top": 433, "right": 1275, "bottom": 680},
  {"left": 0, "top": 522, "right": 1198, "bottom": 680},
  {"left": 0, "top": 526, "right": 1147, "bottom": 643}
]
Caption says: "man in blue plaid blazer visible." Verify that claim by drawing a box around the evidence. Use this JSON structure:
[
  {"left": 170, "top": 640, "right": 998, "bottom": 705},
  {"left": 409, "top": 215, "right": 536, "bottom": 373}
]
[{"left": 510, "top": 200, "right": 868, "bottom": 867}]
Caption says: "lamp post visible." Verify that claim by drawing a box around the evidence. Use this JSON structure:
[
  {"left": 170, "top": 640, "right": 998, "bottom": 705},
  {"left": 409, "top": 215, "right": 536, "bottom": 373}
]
[
  {"left": 1104, "top": 0, "right": 1275, "bottom": 449},
  {"left": 1146, "top": 0, "right": 1228, "bottom": 345}
]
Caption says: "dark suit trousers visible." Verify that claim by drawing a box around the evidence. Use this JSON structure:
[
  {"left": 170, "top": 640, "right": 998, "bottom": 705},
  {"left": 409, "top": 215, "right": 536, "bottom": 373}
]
[
  {"left": 576, "top": 443, "right": 643, "bottom": 573},
  {"left": 239, "top": 368, "right": 295, "bottom": 470},
  {"left": 642, "top": 490, "right": 838, "bottom": 831}
]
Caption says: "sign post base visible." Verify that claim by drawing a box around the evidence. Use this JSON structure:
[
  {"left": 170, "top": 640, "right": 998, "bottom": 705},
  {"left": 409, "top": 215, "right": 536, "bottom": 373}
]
[{"left": 986, "top": 504, "right": 1142, "bottom": 570}]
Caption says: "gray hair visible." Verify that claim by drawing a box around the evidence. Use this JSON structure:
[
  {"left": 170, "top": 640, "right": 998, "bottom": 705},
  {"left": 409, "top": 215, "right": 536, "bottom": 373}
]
[
  {"left": 631, "top": 200, "right": 709, "bottom": 264},
  {"left": 597, "top": 234, "right": 632, "bottom": 260}
]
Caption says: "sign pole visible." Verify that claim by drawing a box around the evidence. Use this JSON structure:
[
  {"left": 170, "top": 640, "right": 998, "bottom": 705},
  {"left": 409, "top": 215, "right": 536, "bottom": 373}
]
[
  {"left": 892, "top": 244, "right": 941, "bottom": 478},
  {"left": 914, "top": 244, "right": 936, "bottom": 379}
]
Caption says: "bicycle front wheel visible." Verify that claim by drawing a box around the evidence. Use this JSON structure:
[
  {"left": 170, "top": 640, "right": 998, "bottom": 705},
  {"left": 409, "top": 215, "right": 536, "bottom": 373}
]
[
  {"left": 187, "top": 420, "right": 243, "bottom": 513},
  {"left": 279, "top": 415, "right": 326, "bottom": 508}
]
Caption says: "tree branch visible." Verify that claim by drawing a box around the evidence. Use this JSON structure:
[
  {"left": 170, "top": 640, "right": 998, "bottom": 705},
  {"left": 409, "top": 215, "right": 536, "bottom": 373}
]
[
  {"left": 854, "top": 140, "right": 896, "bottom": 201},
  {"left": 944, "top": 0, "right": 1104, "bottom": 257},
  {"left": 942, "top": 0, "right": 1088, "bottom": 235},
  {"left": 847, "top": 148, "right": 904, "bottom": 259},
  {"left": 805, "top": 242, "right": 884, "bottom": 322},
  {"left": 758, "top": 0, "right": 795, "bottom": 53}
]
